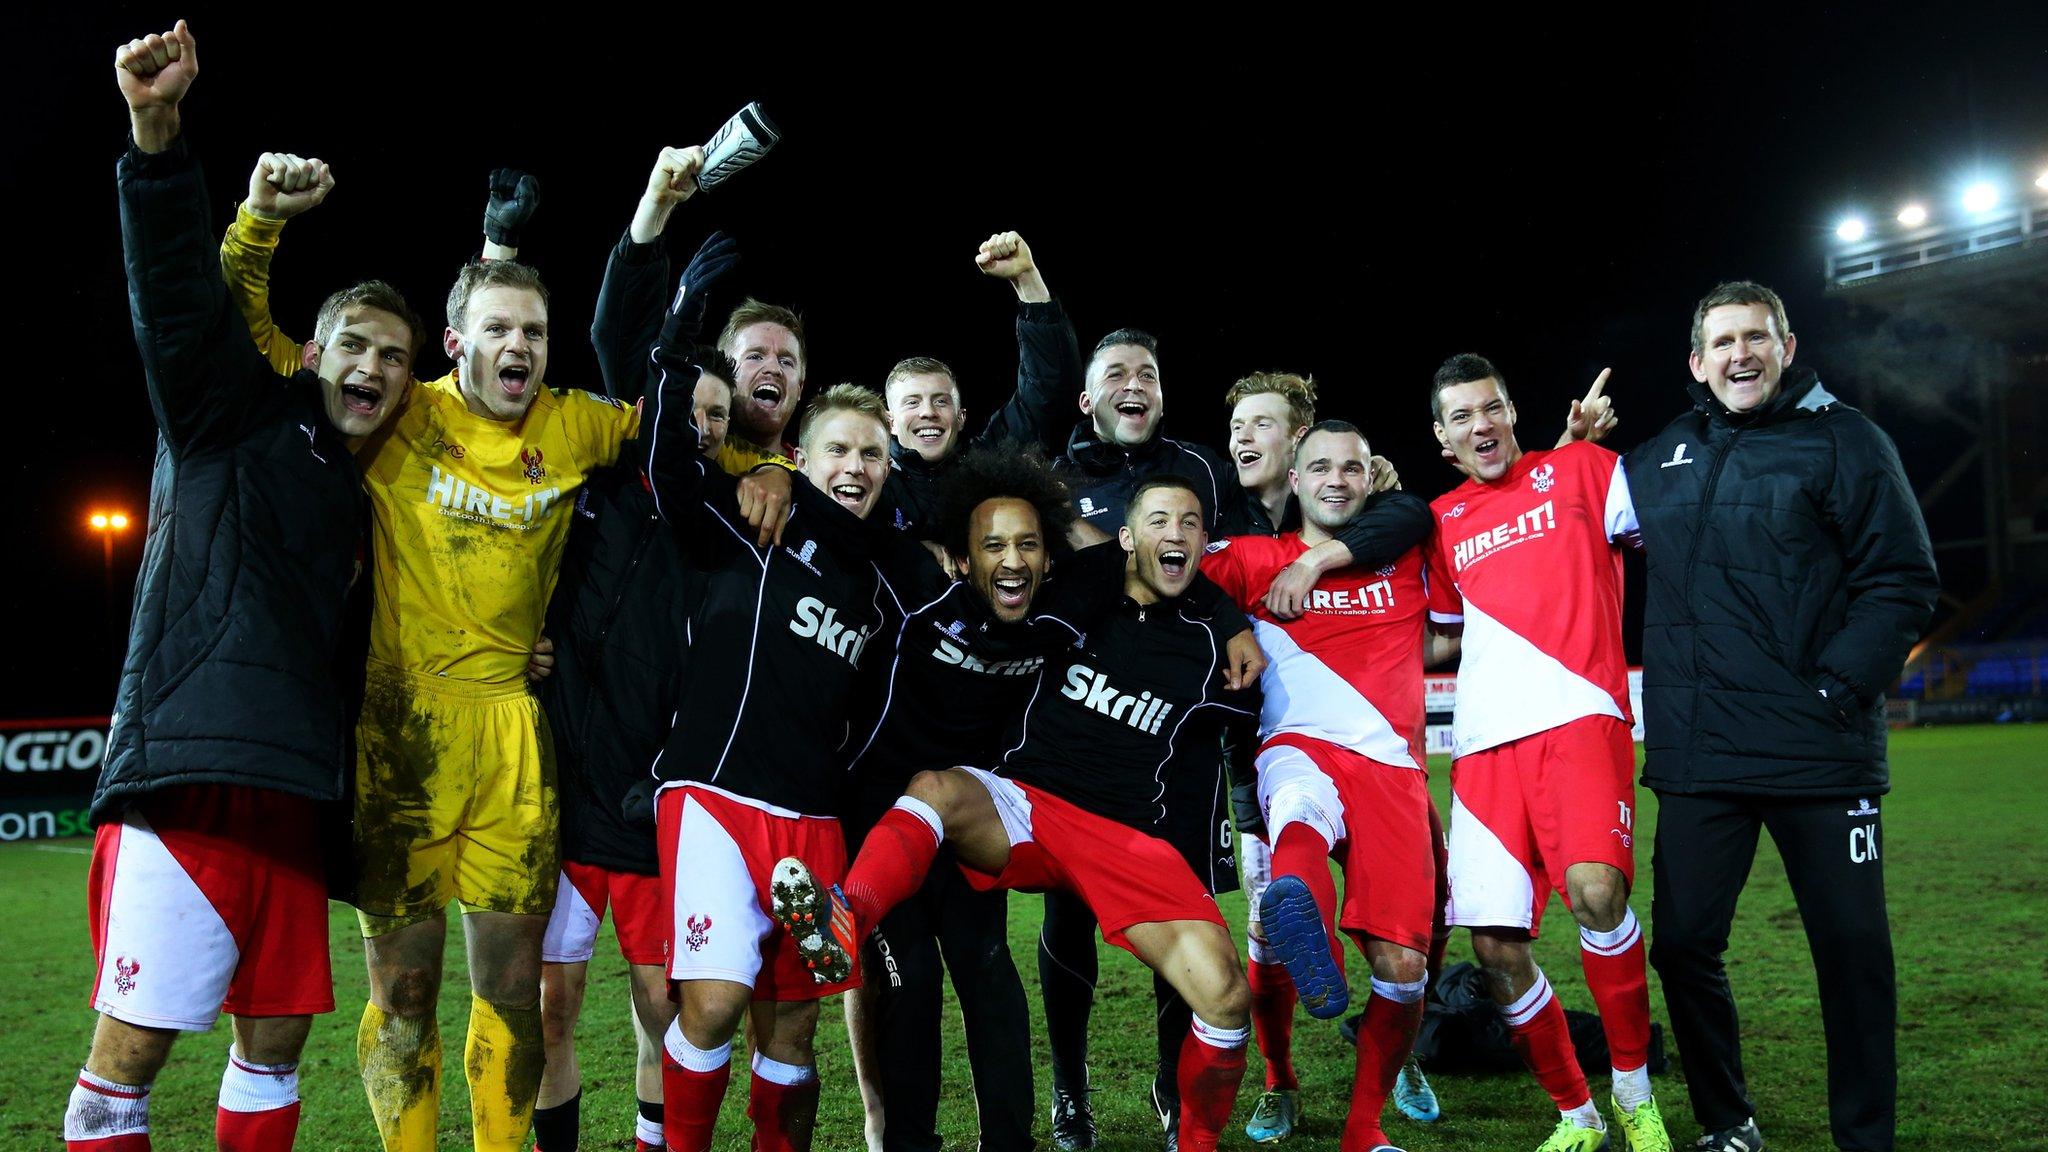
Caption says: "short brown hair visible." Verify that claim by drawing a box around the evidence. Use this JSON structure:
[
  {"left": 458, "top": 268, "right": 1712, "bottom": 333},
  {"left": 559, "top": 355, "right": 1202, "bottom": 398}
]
[
  {"left": 1225, "top": 371, "right": 1318, "bottom": 432},
  {"left": 719, "top": 298, "right": 806, "bottom": 366},
  {"left": 885, "top": 356, "right": 959, "bottom": 396},
  {"left": 446, "top": 260, "right": 550, "bottom": 332},
  {"left": 796, "top": 383, "right": 888, "bottom": 456},
  {"left": 313, "top": 280, "right": 423, "bottom": 357},
  {"left": 1690, "top": 280, "right": 1792, "bottom": 356}
]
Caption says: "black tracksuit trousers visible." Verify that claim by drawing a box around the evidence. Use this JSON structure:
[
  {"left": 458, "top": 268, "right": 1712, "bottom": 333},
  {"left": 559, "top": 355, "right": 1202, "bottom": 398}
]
[
  {"left": 1040, "top": 890, "right": 1192, "bottom": 1130},
  {"left": 863, "top": 860, "right": 1034, "bottom": 1152},
  {"left": 1649, "top": 791, "right": 1896, "bottom": 1151}
]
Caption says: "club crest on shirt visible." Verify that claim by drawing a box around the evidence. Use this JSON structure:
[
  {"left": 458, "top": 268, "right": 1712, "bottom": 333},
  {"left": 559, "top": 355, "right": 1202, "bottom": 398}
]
[
  {"left": 114, "top": 956, "right": 141, "bottom": 995},
  {"left": 521, "top": 447, "right": 548, "bottom": 485},
  {"left": 1441, "top": 502, "right": 1467, "bottom": 521},
  {"left": 1376, "top": 562, "right": 1398, "bottom": 578},
  {"left": 1530, "top": 464, "right": 1556, "bottom": 493},
  {"left": 685, "top": 914, "right": 712, "bottom": 952}
]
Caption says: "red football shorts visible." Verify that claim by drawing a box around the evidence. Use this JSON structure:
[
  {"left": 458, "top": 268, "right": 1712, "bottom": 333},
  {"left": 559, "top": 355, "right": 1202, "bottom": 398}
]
[
  {"left": 655, "top": 783, "right": 857, "bottom": 1001},
  {"left": 1445, "top": 714, "right": 1637, "bottom": 935},
  {"left": 543, "top": 860, "right": 668, "bottom": 966}
]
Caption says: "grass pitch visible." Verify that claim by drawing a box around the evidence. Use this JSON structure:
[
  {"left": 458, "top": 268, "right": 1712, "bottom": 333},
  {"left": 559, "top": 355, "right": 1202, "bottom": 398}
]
[{"left": 3, "top": 725, "right": 2044, "bottom": 1150}]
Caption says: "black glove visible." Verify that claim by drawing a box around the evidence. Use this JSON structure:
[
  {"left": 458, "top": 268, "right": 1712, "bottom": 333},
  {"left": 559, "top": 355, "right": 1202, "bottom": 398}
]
[
  {"left": 620, "top": 776, "right": 658, "bottom": 832},
  {"left": 483, "top": 168, "right": 541, "bottom": 248},
  {"left": 659, "top": 230, "right": 741, "bottom": 346}
]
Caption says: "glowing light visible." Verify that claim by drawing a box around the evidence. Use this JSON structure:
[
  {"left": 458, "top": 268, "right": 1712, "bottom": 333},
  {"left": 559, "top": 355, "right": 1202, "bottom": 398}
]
[
  {"left": 1962, "top": 181, "right": 2000, "bottom": 214},
  {"left": 110, "top": 514, "right": 130, "bottom": 530},
  {"left": 2036, "top": 169, "right": 2048, "bottom": 191},
  {"left": 89, "top": 513, "right": 108, "bottom": 530},
  {"left": 1897, "top": 204, "right": 1927, "bottom": 227},
  {"left": 1835, "top": 217, "right": 1868, "bottom": 242}
]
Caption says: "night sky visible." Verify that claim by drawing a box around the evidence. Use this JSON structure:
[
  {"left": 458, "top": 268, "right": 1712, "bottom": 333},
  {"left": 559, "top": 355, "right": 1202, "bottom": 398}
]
[{"left": 10, "top": 10, "right": 2045, "bottom": 716}]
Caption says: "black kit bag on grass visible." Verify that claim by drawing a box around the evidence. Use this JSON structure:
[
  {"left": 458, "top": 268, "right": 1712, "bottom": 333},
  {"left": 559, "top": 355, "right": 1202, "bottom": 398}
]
[{"left": 1393, "top": 962, "right": 1667, "bottom": 1076}]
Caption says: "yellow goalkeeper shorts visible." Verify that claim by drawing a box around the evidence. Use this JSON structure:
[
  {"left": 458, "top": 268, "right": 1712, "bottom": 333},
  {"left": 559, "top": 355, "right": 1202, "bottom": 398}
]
[{"left": 353, "top": 660, "right": 559, "bottom": 934}]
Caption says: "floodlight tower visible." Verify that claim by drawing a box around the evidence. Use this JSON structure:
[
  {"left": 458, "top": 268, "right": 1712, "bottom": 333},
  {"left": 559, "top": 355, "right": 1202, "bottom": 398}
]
[{"left": 1825, "top": 168, "right": 2048, "bottom": 604}]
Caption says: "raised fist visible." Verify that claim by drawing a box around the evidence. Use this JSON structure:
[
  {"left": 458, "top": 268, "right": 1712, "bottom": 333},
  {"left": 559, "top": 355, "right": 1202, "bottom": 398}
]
[
  {"left": 646, "top": 146, "right": 708, "bottom": 208},
  {"left": 247, "top": 153, "right": 333, "bottom": 221},
  {"left": 114, "top": 19, "right": 198, "bottom": 112},
  {"left": 484, "top": 168, "right": 541, "bottom": 247},
  {"left": 975, "top": 231, "right": 1035, "bottom": 281}
]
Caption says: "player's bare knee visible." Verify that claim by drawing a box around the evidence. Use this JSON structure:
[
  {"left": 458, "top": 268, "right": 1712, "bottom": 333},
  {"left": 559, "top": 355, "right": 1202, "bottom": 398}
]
[
  {"left": 232, "top": 1015, "right": 312, "bottom": 1065},
  {"left": 86, "top": 1015, "right": 176, "bottom": 1084},
  {"left": 380, "top": 965, "right": 442, "bottom": 1018},
  {"left": 1566, "top": 865, "right": 1630, "bottom": 931},
  {"left": 906, "top": 769, "right": 966, "bottom": 819},
  {"left": 1369, "top": 947, "right": 1428, "bottom": 987},
  {"left": 677, "top": 981, "right": 750, "bottom": 1048}
]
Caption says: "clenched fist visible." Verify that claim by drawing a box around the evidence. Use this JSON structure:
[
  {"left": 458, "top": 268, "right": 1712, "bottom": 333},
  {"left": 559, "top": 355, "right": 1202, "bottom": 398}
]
[
  {"left": 246, "top": 153, "right": 333, "bottom": 221},
  {"left": 976, "top": 231, "right": 1051, "bottom": 304}
]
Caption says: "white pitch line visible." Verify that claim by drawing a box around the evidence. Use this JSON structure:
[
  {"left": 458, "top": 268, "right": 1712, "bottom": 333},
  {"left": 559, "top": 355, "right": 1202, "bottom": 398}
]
[{"left": 31, "top": 844, "right": 91, "bottom": 855}]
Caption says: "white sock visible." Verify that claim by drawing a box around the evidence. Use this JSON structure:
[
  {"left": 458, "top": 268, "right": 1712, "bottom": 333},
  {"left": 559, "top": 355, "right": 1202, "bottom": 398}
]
[
  {"left": 1370, "top": 976, "right": 1428, "bottom": 1004},
  {"left": 1563, "top": 1099, "right": 1605, "bottom": 1129},
  {"left": 1190, "top": 1013, "right": 1252, "bottom": 1050},
  {"left": 1613, "top": 1063, "right": 1653, "bottom": 1111},
  {"left": 750, "top": 1050, "right": 817, "bottom": 1086},
  {"left": 65, "top": 1068, "right": 151, "bottom": 1140},
  {"left": 1580, "top": 908, "right": 1642, "bottom": 955},
  {"left": 662, "top": 1020, "right": 731, "bottom": 1073},
  {"left": 219, "top": 1047, "right": 300, "bottom": 1113},
  {"left": 892, "top": 795, "right": 945, "bottom": 843}
]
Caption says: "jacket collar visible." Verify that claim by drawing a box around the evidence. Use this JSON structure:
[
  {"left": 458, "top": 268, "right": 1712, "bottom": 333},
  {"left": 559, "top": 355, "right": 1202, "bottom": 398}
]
[
  {"left": 1688, "top": 365, "right": 1831, "bottom": 425},
  {"left": 889, "top": 438, "right": 953, "bottom": 478},
  {"left": 1065, "top": 421, "right": 1172, "bottom": 475}
]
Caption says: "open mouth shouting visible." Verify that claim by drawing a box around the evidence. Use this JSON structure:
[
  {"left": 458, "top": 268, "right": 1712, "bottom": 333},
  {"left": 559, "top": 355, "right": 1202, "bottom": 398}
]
[
  {"left": 749, "top": 376, "right": 787, "bottom": 417},
  {"left": 339, "top": 379, "right": 384, "bottom": 415},
  {"left": 497, "top": 363, "right": 531, "bottom": 399},
  {"left": 991, "top": 571, "right": 1030, "bottom": 611},
  {"left": 1157, "top": 546, "right": 1191, "bottom": 585},
  {"left": 828, "top": 478, "right": 870, "bottom": 513}
]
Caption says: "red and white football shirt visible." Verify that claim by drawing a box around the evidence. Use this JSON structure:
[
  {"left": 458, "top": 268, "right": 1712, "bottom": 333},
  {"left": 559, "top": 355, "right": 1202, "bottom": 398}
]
[
  {"left": 1427, "top": 441, "right": 1639, "bottom": 758},
  {"left": 1202, "top": 532, "right": 1427, "bottom": 769}
]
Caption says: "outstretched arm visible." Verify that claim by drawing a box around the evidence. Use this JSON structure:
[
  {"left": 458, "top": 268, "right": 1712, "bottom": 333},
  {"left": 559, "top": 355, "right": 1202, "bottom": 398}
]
[
  {"left": 220, "top": 151, "right": 332, "bottom": 376},
  {"left": 116, "top": 19, "right": 271, "bottom": 453},
  {"left": 978, "top": 232, "right": 1082, "bottom": 454}
]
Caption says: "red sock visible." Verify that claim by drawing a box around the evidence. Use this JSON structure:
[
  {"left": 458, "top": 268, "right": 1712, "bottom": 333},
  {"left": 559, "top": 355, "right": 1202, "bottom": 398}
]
[
  {"left": 842, "top": 803, "right": 942, "bottom": 928},
  {"left": 745, "top": 1062, "right": 820, "bottom": 1152},
  {"left": 1270, "top": 822, "right": 1341, "bottom": 969},
  {"left": 660, "top": 1040, "right": 731, "bottom": 1152},
  {"left": 1580, "top": 908, "right": 1652, "bottom": 1072},
  {"left": 1344, "top": 987, "right": 1424, "bottom": 1149},
  {"left": 1246, "top": 960, "right": 1299, "bottom": 1091},
  {"left": 1175, "top": 1017, "right": 1249, "bottom": 1152},
  {"left": 1502, "top": 971, "right": 1592, "bottom": 1112},
  {"left": 214, "top": 1102, "right": 299, "bottom": 1151}
]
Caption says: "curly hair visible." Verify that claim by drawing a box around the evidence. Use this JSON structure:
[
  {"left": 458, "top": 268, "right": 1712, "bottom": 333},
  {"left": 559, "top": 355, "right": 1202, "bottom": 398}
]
[{"left": 934, "top": 442, "right": 1076, "bottom": 561}]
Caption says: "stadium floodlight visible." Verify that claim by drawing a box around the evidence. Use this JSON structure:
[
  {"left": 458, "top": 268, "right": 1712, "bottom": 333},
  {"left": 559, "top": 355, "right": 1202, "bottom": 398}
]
[
  {"left": 1835, "top": 217, "right": 1868, "bottom": 242},
  {"left": 1897, "top": 204, "right": 1928, "bottom": 227},
  {"left": 1961, "top": 181, "right": 2000, "bottom": 214},
  {"left": 110, "top": 514, "right": 130, "bottom": 530},
  {"left": 2036, "top": 169, "right": 2048, "bottom": 191},
  {"left": 89, "top": 513, "right": 108, "bottom": 530}
]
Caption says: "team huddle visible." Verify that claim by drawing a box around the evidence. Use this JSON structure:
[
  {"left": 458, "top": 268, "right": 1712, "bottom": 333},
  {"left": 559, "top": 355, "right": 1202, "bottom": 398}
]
[{"left": 71, "top": 21, "right": 1939, "bottom": 1152}]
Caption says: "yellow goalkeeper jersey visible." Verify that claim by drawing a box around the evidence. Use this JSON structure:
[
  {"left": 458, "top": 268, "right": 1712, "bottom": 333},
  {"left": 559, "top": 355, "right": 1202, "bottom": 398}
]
[{"left": 356, "top": 372, "right": 640, "bottom": 684}]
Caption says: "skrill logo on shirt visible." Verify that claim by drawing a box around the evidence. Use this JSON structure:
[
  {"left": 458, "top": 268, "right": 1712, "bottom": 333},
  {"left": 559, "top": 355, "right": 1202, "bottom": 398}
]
[
  {"left": 1061, "top": 664, "right": 1176, "bottom": 734},
  {"left": 1451, "top": 501, "right": 1557, "bottom": 572},
  {"left": 790, "top": 596, "right": 871, "bottom": 665},
  {"left": 426, "top": 465, "right": 562, "bottom": 527}
]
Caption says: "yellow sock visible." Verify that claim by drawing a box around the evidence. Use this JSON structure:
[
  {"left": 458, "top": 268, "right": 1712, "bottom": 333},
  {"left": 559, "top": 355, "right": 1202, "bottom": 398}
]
[
  {"left": 466, "top": 995, "right": 546, "bottom": 1152},
  {"left": 358, "top": 1001, "right": 442, "bottom": 1152}
]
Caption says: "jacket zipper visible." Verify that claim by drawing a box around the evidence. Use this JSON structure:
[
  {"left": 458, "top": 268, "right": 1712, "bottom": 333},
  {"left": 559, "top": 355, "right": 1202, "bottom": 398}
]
[{"left": 1680, "top": 422, "right": 1744, "bottom": 757}]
